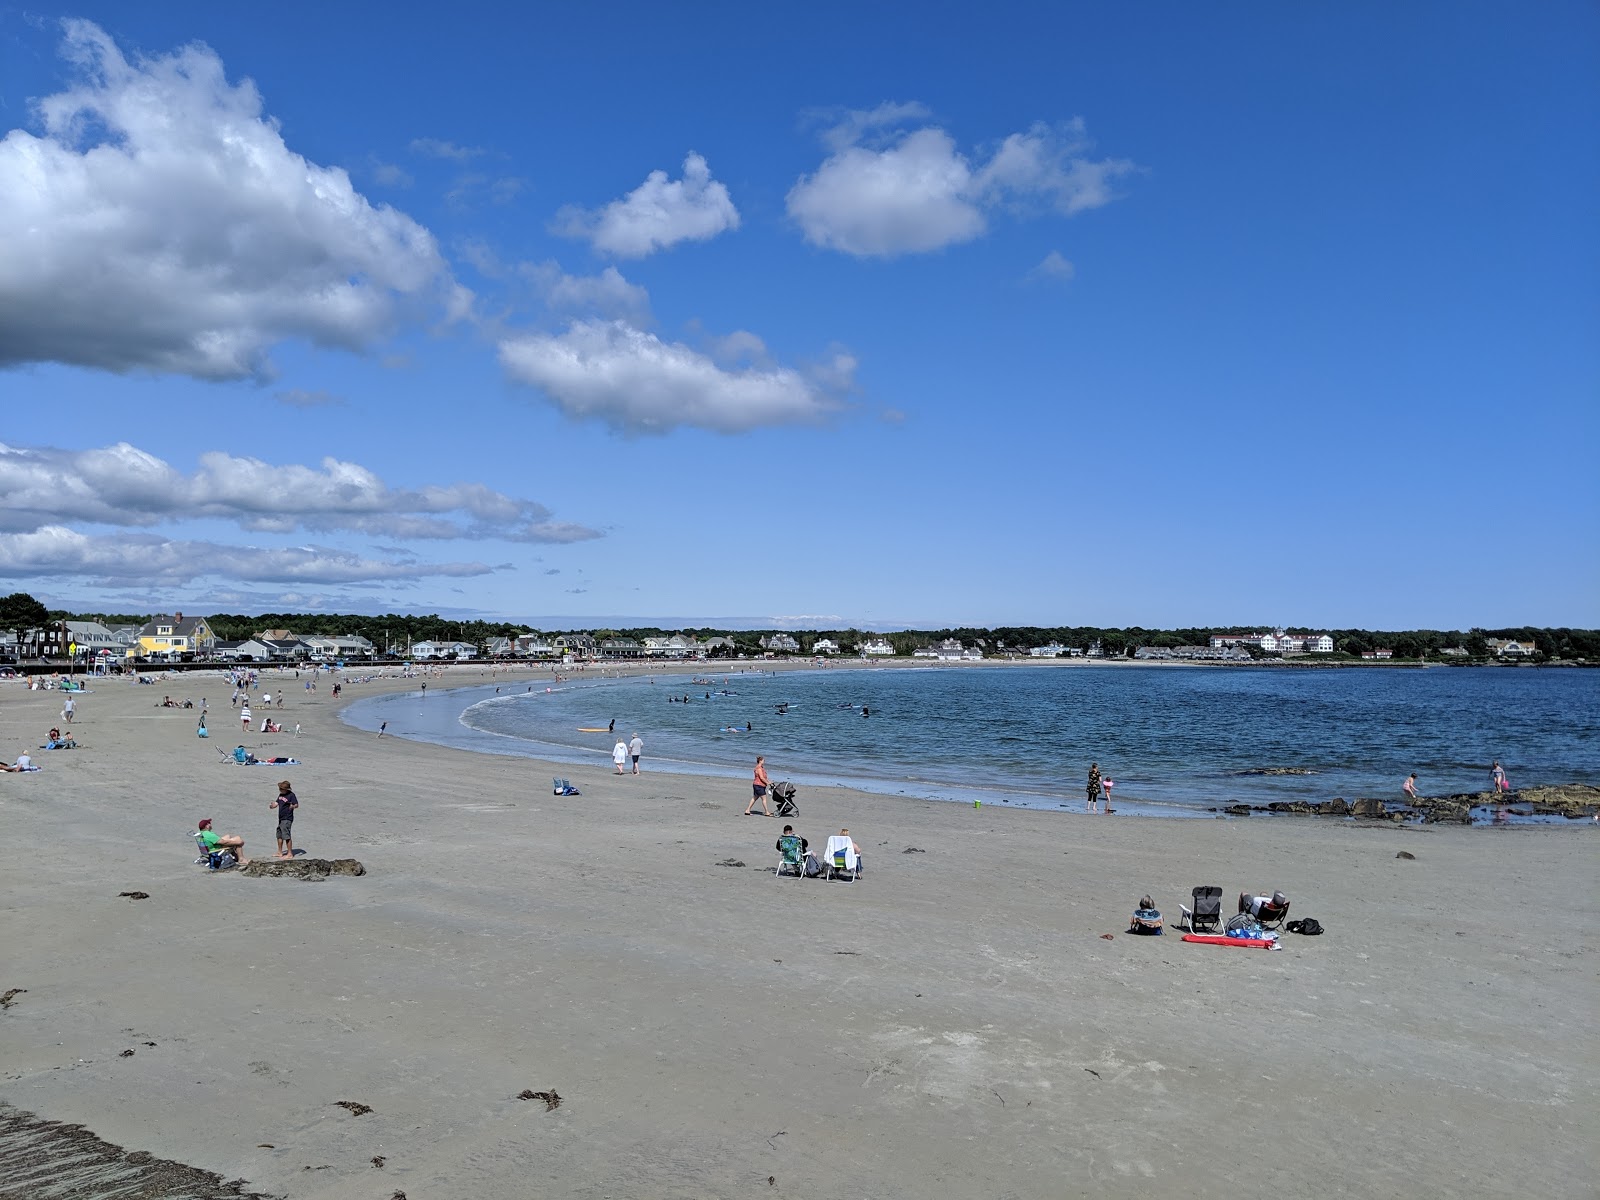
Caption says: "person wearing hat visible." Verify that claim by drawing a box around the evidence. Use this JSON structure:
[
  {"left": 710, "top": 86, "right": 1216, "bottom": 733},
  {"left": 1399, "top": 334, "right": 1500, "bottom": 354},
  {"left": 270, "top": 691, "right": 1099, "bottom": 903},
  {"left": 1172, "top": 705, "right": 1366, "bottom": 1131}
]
[{"left": 196, "top": 818, "right": 249, "bottom": 866}]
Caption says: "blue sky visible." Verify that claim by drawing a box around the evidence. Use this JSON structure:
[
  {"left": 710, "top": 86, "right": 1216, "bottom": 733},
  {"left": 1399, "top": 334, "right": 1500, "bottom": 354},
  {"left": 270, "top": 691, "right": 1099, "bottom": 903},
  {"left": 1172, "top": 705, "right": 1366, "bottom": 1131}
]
[{"left": 1, "top": 3, "right": 1595, "bottom": 630}]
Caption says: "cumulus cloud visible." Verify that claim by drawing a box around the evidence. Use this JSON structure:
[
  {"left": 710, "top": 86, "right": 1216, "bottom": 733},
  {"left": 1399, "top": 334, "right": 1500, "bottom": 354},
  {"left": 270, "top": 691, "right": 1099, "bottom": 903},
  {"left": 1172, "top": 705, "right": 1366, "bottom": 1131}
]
[
  {"left": 498, "top": 320, "right": 851, "bottom": 435},
  {"left": 0, "top": 442, "right": 600, "bottom": 543},
  {"left": 0, "top": 20, "right": 456, "bottom": 380},
  {"left": 786, "top": 108, "right": 1136, "bottom": 257},
  {"left": 554, "top": 152, "right": 739, "bottom": 258},
  {"left": 0, "top": 526, "right": 493, "bottom": 587},
  {"left": 1027, "top": 250, "right": 1076, "bottom": 283},
  {"left": 527, "top": 263, "right": 651, "bottom": 321}
]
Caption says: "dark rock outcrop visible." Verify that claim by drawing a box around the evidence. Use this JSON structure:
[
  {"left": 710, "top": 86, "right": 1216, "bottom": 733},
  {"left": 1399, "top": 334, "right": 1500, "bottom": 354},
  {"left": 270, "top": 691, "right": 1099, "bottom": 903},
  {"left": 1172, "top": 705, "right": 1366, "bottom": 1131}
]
[{"left": 240, "top": 857, "right": 365, "bottom": 880}]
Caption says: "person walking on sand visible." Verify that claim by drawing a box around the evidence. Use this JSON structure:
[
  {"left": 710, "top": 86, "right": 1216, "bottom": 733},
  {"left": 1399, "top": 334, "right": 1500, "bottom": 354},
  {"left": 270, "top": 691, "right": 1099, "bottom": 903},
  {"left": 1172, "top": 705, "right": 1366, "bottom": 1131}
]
[
  {"left": 1086, "top": 762, "right": 1102, "bottom": 813},
  {"left": 628, "top": 732, "right": 643, "bottom": 774},
  {"left": 746, "top": 755, "right": 773, "bottom": 816},
  {"left": 270, "top": 780, "right": 298, "bottom": 858},
  {"left": 62, "top": 695, "right": 75, "bottom": 724},
  {"left": 240, "top": 702, "right": 253, "bottom": 731},
  {"left": 1403, "top": 773, "right": 1421, "bottom": 802},
  {"left": 612, "top": 739, "right": 628, "bottom": 774},
  {"left": 377, "top": 721, "right": 387, "bottom": 737}
]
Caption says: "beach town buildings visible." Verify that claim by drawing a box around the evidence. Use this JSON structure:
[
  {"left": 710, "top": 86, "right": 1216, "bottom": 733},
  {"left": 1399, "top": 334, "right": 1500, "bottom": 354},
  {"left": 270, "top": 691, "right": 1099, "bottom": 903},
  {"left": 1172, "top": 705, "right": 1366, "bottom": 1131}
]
[
  {"left": 758, "top": 633, "right": 800, "bottom": 654},
  {"left": 554, "top": 634, "right": 598, "bottom": 661},
  {"left": 300, "top": 634, "right": 377, "bottom": 661},
  {"left": 1360, "top": 648, "right": 1394, "bottom": 660},
  {"left": 1030, "top": 643, "right": 1084, "bottom": 658},
  {"left": 136, "top": 613, "right": 217, "bottom": 659},
  {"left": 1208, "top": 631, "right": 1334, "bottom": 654},
  {"left": 514, "top": 633, "right": 557, "bottom": 657},
  {"left": 812, "top": 638, "right": 839, "bottom": 655},
  {"left": 1134, "top": 644, "right": 1254, "bottom": 662},
  {"left": 914, "top": 638, "right": 983, "bottom": 662},
  {"left": 860, "top": 638, "right": 895, "bottom": 656}
]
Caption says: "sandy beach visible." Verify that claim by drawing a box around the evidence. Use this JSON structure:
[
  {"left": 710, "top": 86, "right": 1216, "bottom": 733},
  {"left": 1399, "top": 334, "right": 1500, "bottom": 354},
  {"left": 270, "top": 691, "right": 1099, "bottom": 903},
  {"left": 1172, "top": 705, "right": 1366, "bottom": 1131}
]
[{"left": 1, "top": 665, "right": 1594, "bottom": 1199}]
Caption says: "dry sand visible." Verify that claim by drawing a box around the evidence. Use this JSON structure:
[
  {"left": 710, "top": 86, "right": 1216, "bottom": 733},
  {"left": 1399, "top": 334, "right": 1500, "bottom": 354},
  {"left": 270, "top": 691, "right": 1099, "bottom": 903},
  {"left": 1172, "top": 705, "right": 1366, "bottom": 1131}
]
[{"left": 0, "top": 665, "right": 1594, "bottom": 1199}]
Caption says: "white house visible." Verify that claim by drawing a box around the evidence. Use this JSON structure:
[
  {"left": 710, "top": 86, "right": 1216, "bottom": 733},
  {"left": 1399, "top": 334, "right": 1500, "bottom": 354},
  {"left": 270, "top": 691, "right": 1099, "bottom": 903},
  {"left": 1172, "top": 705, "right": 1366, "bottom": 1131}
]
[
  {"left": 1485, "top": 638, "right": 1536, "bottom": 658},
  {"left": 413, "top": 640, "right": 478, "bottom": 659},
  {"left": 1030, "top": 644, "right": 1068, "bottom": 658},
  {"left": 812, "top": 638, "right": 839, "bottom": 655},
  {"left": 860, "top": 638, "right": 895, "bottom": 656},
  {"left": 1360, "top": 648, "right": 1394, "bottom": 660},
  {"left": 515, "top": 633, "right": 556, "bottom": 657},
  {"left": 1305, "top": 635, "right": 1334, "bottom": 653}
]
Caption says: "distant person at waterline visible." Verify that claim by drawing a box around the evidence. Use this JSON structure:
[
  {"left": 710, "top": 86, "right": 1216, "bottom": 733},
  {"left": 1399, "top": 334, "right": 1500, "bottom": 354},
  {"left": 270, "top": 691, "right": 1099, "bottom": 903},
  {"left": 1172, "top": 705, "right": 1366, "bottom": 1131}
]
[
  {"left": 1490, "top": 761, "right": 1507, "bottom": 792},
  {"left": 1086, "top": 762, "right": 1102, "bottom": 813},
  {"left": 1403, "top": 773, "right": 1420, "bottom": 802}
]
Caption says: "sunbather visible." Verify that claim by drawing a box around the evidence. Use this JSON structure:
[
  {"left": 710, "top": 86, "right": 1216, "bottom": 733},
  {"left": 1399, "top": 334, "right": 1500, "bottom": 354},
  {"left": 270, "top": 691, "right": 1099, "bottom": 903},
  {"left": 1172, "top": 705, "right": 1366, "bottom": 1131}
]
[{"left": 196, "top": 818, "right": 249, "bottom": 866}]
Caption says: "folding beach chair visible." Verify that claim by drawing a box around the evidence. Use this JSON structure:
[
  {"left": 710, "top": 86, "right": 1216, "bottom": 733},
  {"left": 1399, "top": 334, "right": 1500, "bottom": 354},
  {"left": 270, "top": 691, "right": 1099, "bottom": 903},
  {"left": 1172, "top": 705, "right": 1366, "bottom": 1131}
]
[
  {"left": 1181, "top": 886, "right": 1223, "bottom": 932},
  {"left": 824, "top": 835, "right": 859, "bottom": 882},
  {"left": 775, "top": 834, "right": 806, "bottom": 880},
  {"left": 551, "top": 777, "right": 580, "bottom": 796},
  {"left": 1238, "top": 890, "right": 1291, "bottom": 930}
]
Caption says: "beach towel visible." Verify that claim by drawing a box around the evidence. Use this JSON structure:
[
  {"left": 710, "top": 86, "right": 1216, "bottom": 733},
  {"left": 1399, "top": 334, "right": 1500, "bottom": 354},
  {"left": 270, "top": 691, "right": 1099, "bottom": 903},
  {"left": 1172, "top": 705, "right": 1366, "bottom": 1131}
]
[{"left": 824, "top": 835, "right": 857, "bottom": 872}]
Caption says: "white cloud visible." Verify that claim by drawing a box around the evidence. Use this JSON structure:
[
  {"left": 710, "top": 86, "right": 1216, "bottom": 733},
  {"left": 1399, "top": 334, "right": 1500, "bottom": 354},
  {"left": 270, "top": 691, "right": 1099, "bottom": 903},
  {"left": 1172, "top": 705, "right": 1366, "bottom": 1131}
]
[
  {"left": 0, "top": 20, "right": 456, "bottom": 380},
  {"left": 527, "top": 263, "right": 651, "bottom": 321},
  {"left": 409, "top": 137, "right": 483, "bottom": 161},
  {"left": 0, "top": 526, "right": 494, "bottom": 587},
  {"left": 275, "top": 388, "right": 346, "bottom": 408},
  {"left": 554, "top": 152, "right": 739, "bottom": 258},
  {"left": 786, "top": 108, "right": 1135, "bottom": 258},
  {"left": 1027, "top": 250, "right": 1076, "bottom": 283},
  {"left": 498, "top": 320, "right": 849, "bottom": 434},
  {"left": 370, "top": 159, "right": 413, "bottom": 188},
  {"left": 0, "top": 442, "right": 600, "bottom": 543}
]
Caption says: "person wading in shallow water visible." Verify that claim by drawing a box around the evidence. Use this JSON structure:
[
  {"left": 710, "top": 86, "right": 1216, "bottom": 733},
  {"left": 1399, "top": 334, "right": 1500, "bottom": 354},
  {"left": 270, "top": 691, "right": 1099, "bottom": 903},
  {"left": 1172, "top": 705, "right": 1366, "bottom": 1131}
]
[{"left": 1086, "top": 762, "right": 1102, "bottom": 813}]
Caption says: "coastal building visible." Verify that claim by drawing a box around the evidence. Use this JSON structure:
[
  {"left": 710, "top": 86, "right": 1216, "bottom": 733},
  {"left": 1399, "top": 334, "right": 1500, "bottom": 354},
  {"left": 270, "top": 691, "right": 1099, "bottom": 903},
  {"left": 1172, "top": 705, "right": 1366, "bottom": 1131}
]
[
  {"left": 1030, "top": 644, "right": 1068, "bottom": 657},
  {"left": 812, "top": 638, "right": 839, "bottom": 655},
  {"left": 136, "top": 613, "right": 216, "bottom": 659},
  {"left": 600, "top": 637, "right": 644, "bottom": 659},
  {"left": 758, "top": 633, "right": 800, "bottom": 653},
  {"left": 860, "top": 638, "right": 895, "bottom": 656},
  {"left": 1208, "top": 631, "right": 1333, "bottom": 654},
  {"left": 1485, "top": 638, "right": 1537, "bottom": 658},
  {"left": 413, "top": 639, "right": 478, "bottom": 660},
  {"left": 64, "top": 620, "right": 124, "bottom": 657},
  {"left": 1360, "top": 648, "right": 1394, "bottom": 660},
  {"left": 553, "top": 634, "right": 598, "bottom": 660},
  {"left": 917, "top": 638, "right": 982, "bottom": 662},
  {"left": 300, "top": 634, "right": 378, "bottom": 661},
  {"left": 514, "top": 633, "right": 556, "bottom": 657}
]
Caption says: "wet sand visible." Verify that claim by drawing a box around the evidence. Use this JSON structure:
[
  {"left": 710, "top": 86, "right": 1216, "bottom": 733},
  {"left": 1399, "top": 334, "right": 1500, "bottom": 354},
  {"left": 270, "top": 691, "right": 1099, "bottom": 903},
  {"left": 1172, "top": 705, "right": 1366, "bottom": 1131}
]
[{"left": 0, "top": 666, "right": 1593, "bottom": 1198}]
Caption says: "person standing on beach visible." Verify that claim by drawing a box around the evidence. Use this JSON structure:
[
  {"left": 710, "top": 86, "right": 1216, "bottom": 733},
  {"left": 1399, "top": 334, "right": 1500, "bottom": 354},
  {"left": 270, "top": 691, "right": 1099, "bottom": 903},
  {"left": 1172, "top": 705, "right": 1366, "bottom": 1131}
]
[
  {"left": 240, "top": 702, "right": 252, "bottom": 731},
  {"left": 378, "top": 721, "right": 387, "bottom": 737},
  {"left": 270, "top": 780, "right": 298, "bottom": 858},
  {"left": 746, "top": 755, "right": 773, "bottom": 816},
  {"left": 62, "top": 695, "right": 75, "bottom": 724},
  {"left": 628, "top": 732, "right": 643, "bottom": 774},
  {"left": 1490, "top": 761, "right": 1507, "bottom": 792},
  {"left": 1086, "top": 762, "right": 1102, "bottom": 813},
  {"left": 1403, "top": 773, "right": 1420, "bottom": 802}
]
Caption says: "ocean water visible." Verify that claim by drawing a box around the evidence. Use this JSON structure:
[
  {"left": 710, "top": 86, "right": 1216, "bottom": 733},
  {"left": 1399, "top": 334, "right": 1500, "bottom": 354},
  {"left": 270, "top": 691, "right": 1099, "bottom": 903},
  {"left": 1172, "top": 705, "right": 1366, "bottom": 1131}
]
[{"left": 340, "top": 665, "right": 1600, "bottom": 822}]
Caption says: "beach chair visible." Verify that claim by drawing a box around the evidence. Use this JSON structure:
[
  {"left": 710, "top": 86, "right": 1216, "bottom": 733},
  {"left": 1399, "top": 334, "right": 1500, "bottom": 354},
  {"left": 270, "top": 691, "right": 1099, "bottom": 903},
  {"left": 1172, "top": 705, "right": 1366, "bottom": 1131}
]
[
  {"left": 551, "top": 777, "right": 580, "bottom": 796},
  {"left": 775, "top": 834, "right": 806, "bottom": 880},
  {"left": 1254, "top": 898, "right": 1290, "bottom": 929},
  {"left": 191, "top": 831, "right": 235, "bottom": 871},
  {"left": 824, "top": 835, "right": 859, "bottom": 882},
  {"left": 1180, "top": 886, "right": 1223, "bottom": 932}
]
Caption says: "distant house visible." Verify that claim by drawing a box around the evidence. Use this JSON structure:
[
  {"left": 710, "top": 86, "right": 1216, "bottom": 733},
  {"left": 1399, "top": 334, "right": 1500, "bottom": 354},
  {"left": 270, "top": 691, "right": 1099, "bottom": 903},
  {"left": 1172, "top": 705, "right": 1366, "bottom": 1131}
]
[
  {"left": 860, "top": 638, "right": 895, "bottom": 656},
  {"left": 515, "top": 633, "right": 556, "bottom": 657},
  {"left": 554, "top": 634, "right": 598, "bottom": 660},
  {"left": 64, "top": 620, "right": 124, "bottom": 657},
  {"left": 1209, "top": 631, "right": 1333, "bottom": 655},
  {"left": 759, "top": 634, "right": 800, "bottom": 653},
  {"left": 1360, "top": 648, "right": 1394, "bottom": 660},
  {"left": 1305, "top": 635, "right": 1335, "bottom": 653},
  {"left": 1030, "top": 644, "right": 1068, "bottom": 658},
  {"left": 485, "top": 636, "right": 513, "bottom": 657},
  {"left": 600, "top": 637, "right": 644, "bottom": 658},
  {"left": 137, "top": 613, "right": 216, "bottom": 658},
  {"left": 812, "top": 638, "right": 839, "bottom": 655},
  {"left": 1485, "top": 638, "right": 1537, "bottom": 658},
  {"left": 234, "top": 637, "right": 283, "bottom": 661},
  {"left": 413, "top": 640, "right": 478, "bottom": 660},
  {"left": 918, "top": 638, "right": 981, "bottom": 662}
]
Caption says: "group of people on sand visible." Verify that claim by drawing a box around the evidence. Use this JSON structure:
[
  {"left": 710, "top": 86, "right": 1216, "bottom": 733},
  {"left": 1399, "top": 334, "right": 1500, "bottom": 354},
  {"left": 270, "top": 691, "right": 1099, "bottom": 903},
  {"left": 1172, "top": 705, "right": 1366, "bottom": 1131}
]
[
  {"left": 775, "top": 824, "right": 865, "bottom": 878},
  {"left": 196, "top": 780, "right": 299, "bottom": 867},
  {"left": 612, "top": 733, "right": 644, "bottom": 774}
]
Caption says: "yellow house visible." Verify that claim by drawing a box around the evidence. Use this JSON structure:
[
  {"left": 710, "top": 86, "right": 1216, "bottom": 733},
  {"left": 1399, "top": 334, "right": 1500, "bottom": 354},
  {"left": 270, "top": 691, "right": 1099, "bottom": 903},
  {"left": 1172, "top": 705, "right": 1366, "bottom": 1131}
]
[{"left": 136, "top": 613, "right": 217, "bottom": 658}]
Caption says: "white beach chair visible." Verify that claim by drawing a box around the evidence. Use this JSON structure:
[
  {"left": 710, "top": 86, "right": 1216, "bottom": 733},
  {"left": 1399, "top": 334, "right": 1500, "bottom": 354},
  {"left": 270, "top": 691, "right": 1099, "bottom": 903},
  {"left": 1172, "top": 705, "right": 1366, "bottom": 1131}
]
[{"left": 824, "top": 835, "right": 859, "bottom": 882}]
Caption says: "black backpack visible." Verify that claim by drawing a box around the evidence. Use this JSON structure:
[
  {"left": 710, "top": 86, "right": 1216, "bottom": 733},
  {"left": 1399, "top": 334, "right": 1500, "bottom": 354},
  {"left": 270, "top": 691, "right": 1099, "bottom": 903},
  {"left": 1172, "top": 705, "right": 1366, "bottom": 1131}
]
[{"left": 1287, "top": 918, "right": 1324, "bottom": 936}]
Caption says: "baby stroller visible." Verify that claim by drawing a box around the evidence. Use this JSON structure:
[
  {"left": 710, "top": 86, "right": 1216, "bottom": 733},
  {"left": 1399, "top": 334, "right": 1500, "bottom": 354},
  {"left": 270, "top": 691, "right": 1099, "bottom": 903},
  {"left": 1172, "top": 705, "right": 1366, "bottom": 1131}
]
[{"left": 770, "top": 780, "right": 799, "bottom": 817}]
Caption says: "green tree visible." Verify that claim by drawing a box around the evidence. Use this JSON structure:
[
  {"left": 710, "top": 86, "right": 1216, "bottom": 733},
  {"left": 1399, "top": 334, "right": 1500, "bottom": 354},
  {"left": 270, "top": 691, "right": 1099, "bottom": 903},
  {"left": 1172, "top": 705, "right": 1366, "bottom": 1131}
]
[{"left": 0, "top": 592, "right": 51, "bottom": 654}]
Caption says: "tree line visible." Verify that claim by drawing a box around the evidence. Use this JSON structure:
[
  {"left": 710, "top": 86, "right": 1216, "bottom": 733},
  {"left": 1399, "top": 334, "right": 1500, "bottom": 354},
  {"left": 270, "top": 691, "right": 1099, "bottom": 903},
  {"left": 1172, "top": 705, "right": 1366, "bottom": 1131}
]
[{"left": 3, "top": 592, "right": 1595, "bottom": 662}]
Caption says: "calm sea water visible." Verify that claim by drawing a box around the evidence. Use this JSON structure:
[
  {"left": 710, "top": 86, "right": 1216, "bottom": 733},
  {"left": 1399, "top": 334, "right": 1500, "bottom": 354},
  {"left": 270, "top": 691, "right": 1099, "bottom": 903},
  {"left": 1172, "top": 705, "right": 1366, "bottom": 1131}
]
[{"left": 341, "top": 665, "right": 1599, "bottom": 821}]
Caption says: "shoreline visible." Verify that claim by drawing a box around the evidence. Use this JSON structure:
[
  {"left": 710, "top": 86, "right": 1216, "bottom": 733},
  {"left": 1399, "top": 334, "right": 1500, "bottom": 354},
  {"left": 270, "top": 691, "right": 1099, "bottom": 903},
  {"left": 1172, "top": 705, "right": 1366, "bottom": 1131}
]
[{"left": 1, "top": 665, "right": 1593, "bottom": 1198}]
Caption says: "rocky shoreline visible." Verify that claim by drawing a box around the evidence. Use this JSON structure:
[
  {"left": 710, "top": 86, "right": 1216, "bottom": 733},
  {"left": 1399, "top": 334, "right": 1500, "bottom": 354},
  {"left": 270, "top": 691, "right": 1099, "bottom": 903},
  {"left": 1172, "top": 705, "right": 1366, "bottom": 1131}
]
[{"left": 1210, "top": 783, "right": 1600, "bottom": 824}]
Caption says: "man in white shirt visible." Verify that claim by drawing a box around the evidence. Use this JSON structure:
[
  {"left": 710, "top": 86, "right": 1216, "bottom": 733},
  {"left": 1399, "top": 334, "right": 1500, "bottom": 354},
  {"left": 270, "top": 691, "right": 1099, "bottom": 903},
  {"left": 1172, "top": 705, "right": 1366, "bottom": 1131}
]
[{"left": 628, "top": 733, "right": 644, "bottom": 774}]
